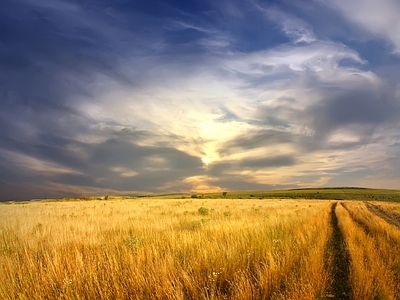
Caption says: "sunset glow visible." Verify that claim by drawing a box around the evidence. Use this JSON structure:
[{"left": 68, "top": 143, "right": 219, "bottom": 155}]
[{"left": 1, "top": 0, "right": 400, "bottom": 200}]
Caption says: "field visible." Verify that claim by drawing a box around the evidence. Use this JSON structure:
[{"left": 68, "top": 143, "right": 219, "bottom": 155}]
[
  {"left": 140, "top": 188, "right": 400, "bottom": 202},
  {"left": 1, "top": 195, "right": 400, "bottom": 299}
]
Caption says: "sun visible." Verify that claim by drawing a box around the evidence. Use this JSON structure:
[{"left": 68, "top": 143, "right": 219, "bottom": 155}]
[{"left": 201, "top": 157, "right": 211, "bottom": 166}]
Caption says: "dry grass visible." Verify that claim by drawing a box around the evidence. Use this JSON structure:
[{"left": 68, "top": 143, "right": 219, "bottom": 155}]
[
  {"left": 336, "top": 202, "right": 400, "bottom": 299},
  {"left": 368, "top": 201, "right": 400, "bottom": 225},
  {"left": 0, "top": 199, "right": 332, "bottom": 300},
  {"left": 1, "top": 198, "right": 400, "bottom": 299}
]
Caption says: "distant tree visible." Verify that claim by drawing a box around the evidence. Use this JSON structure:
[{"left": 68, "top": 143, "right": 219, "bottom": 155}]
[
  {"left": 104, "top": 196, "right": 109, "bottom": 200},
  {"left": 222, "top": 192, "right": 227, "bottom": 197}
]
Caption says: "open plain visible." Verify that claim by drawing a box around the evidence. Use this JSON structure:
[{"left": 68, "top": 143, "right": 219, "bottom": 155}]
[{"left": 1, "top": 193, "right": 400, "bottom": 299}]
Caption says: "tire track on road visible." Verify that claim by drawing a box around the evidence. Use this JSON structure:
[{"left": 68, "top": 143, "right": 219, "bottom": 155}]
[
  {"left": 343, "top": 202, "right": 400, "bottom": 248},
  {"left": 340, "top": 203, "right": 371, "bottom": 235},
  {"left": 365, "top": 202, "right": 400, "bottom": 229},
  {"left": 326, "top": 202, "right": 351, "bottom": 300}
]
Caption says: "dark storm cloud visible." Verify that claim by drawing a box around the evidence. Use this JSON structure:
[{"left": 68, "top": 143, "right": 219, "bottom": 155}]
[
  {"left": 207, "top": 155, "right": 296, "bottom": 178},
  {"left": 239, "top": 155, "right": 296, "bottom": 169},
  {"left": 0, "top": 0, "right": 123, "bottom": 168},
  {"left": 218, "top": 129, "right": 294, "bottom": 156},
  {"left": 297, "top": 77, "right": 400, "bottom": 157},
  {"left": 0, "top": 0, "right": 141, "bottom": 102},
  {"left": 0, "top": 131, "right": 203, "bottom": 200},
  {"left": 1, "top": 0, "right": 400, "bottom": 200},
  {"left": 0, "top": 0, "right": 235, "bottom": 119},
  {"left": 211, "top": 69, "right": 400, "bottom": 185},
  {"left": 0, "top": 0, "right": 200, "bottom": 199},
  {"left": 88, "top": 138, "right": 202, "bottom": 174},
  {"left": 311, "top": 89, "right": 399, "bottom": 135},
  {"left": 51, "top": 137, "right": 203, "bottom": 191},
  {"left": 209, "top": 176, "right": 294, "bottom": 191}
]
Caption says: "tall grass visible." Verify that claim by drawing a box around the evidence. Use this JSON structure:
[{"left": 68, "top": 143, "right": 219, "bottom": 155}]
[
  {"left": 0, "top": 199, "right": 332, "bottom": 300},
  {"left": 368, "top": 201, "right": 400, "bottom": 224},
  {"left": 336, "top": 202, "right": 400, "bottom": 299},
  {"left": 2, "top": 199, "right": 400, "bottom": 299}
]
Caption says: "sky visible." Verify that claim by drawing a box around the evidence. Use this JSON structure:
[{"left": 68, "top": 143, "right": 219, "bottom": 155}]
[{"left": 1, "top": 0, "right": 400, "bottom": 200}]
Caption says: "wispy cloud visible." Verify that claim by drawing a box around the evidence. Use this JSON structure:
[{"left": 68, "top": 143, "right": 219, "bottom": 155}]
[
  {"left": 257, "top": 5, "right": 317, "bottom": 44},
  {"left": 1, "top": 0, "right": 400, "bottom": 200},
  {"left": 324, "top": 0, "right": 400, "bottom": 54}
]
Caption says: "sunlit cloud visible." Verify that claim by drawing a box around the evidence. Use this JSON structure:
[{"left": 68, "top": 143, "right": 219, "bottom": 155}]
[{"left": 0, "top": 0, "right": 400, "bottom": 200}]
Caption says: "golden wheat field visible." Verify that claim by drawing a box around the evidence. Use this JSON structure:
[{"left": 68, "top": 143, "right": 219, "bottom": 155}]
[{"left": 1, "top": 198, "right": 400, "bottom": 300}]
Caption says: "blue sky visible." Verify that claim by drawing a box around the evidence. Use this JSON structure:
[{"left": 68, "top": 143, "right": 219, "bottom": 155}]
[{"left": 1, "top": 0, "right": 400, "bottom": 200}]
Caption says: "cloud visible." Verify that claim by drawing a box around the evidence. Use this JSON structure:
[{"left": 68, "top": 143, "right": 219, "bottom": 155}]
[
  {"left": 263, "top": 6, "right": 316, "bottom": 44},
  {"left": 0, "top": 126, "right": 204, "bottom": 200},
  {"left": 241, "top": 155, "right": 296, "bottom": 169},
  {"left": 324, "top": 0, "right": 400, "bottom": 54},
  {"left": 218, "top": 129, "right": 294, "bottom": 155},
  {"left": 248, "top": 1, "right": 317, "bottom": 44},
  {"left": 1, "top": 0, "right": 400, "bottom": 200}
]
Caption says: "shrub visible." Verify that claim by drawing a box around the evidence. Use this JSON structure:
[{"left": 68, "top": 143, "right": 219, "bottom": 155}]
[
  {"left": 125, "top": 235, "right": 141, "bottom": 250},
  {"left": 198, "top": 207, "right": 209, "bottom": 215},
  {"left": 190, "top": 221, "right": 202, "bottom": 230}
]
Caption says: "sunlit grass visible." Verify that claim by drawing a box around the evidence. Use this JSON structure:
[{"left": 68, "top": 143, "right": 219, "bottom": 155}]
[
  {"left": 336, "top": 202, "right": 400, "bottom": 299},
  {"left": 1, "top": 198, "right": 400, "bottom": 299},
  {"left": 0, "top": 199, "right": 332, "bottom": 299}
]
